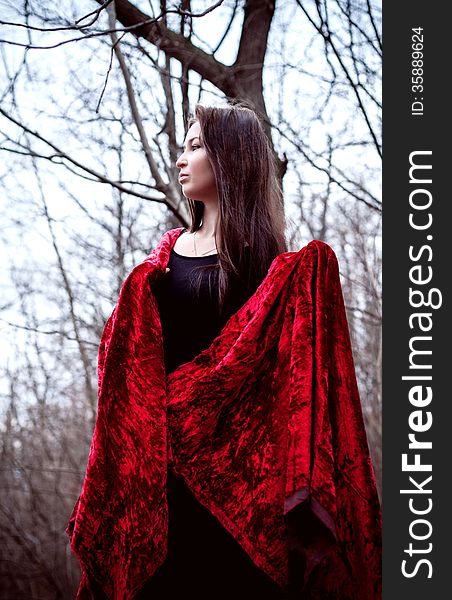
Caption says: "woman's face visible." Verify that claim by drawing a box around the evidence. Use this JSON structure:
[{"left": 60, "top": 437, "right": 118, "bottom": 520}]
[{"left": 176, "top": 122, "right": 218, "bottom": 202}]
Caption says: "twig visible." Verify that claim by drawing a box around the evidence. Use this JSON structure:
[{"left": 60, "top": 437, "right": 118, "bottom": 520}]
[{"left": 0, "top": 318, "right": 99, "bottom": 348}]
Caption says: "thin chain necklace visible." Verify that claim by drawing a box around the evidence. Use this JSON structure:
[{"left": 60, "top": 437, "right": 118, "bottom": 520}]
[{"left": 193, "top": 230, "right": 217, "bottom": 256}]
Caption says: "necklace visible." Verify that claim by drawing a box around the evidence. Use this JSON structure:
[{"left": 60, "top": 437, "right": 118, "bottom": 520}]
[{"left": 193, "top": 230, "right": 217, "bottom": 256}]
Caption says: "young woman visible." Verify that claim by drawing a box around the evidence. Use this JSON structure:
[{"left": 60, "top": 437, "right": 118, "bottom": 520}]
[
  {"left": 140, "top": 105, "right": 289, "bottom": 599},
  {"left": 67, "top": 103, "right": 382, "bottom": 600}
]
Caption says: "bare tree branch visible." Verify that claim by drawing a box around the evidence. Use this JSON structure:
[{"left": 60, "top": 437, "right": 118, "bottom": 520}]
[
  {"left": 275, "top": 119, "right": 381, "bottom": 211},
  {"left": 106, "top": 2, "right": 185, "bottom": 218},
  {"left": 295, "top": 0, "right": 381, "bottom": 157},
  {"left": 0, "top": 107, "right": 190, "bottom": 222},
  {"left": 0, "top": 318, "right": 99, "bottom": 348}
]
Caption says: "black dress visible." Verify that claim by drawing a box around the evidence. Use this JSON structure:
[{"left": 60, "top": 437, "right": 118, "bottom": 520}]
[{"left": 138, "top": 243, "right": 287, "bottom": 599}]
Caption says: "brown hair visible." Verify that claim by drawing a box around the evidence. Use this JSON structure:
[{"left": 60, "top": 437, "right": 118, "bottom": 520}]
[{"left": 186, "top": 103, "right": 287, "bottom": 318}]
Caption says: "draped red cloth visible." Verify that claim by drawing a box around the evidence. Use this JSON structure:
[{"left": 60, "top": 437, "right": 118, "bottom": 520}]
[{"left": 66, "top": 227, "right": 382, "bottom": 599}]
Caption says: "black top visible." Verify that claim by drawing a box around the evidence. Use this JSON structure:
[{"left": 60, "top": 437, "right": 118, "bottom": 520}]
[
  {"left": 153, "top": 236, "right": 250, "bottom": 374},
  {"left": 153, "top": 247, "right": 222, "bottom": 373}
]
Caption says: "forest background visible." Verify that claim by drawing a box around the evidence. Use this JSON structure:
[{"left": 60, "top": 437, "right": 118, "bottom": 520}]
[{"left": 0, "top": 1, "right": 381, "bottom": 597}]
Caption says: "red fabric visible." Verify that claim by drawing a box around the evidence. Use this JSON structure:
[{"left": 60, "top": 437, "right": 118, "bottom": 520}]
[{"left": 66, "top": 227, "right": 382, "bottom": 599}]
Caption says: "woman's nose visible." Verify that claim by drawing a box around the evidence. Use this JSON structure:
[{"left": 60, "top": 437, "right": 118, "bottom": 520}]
[{"left": 176, "top": 152, "right": 187, "bottom": 169}]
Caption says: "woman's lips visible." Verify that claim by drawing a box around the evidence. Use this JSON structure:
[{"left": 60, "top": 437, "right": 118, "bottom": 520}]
[{"left": 178, "top": 174, "right": 189, "bottom": 182}]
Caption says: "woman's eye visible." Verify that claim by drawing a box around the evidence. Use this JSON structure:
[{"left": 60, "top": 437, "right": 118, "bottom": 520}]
[{"left": 191, "top": 145, "right": 200, "bottom": 150}]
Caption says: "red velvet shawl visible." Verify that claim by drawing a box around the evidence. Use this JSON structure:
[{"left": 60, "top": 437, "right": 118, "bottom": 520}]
[{"left": 66, "top": 227, "right": 382, "bottom": 599}]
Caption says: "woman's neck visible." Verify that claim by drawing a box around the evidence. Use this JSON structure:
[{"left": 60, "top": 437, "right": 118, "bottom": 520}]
[{"left": 198, "top": 202, "right": 219, "bottom": 239}]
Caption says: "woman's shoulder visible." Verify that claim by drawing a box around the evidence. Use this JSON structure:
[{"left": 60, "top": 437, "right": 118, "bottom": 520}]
[{"left": 171, "top": 228, "right": 194, "bottom": 256}]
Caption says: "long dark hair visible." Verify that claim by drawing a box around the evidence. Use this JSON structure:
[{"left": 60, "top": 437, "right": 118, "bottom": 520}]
[{"left": 186, "top": 103, "right": 287, "bottom": 318}]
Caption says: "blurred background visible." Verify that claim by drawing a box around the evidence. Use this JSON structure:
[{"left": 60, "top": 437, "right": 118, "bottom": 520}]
[{"left": 0, "top": 1, "right": 381, "bottom": 597}]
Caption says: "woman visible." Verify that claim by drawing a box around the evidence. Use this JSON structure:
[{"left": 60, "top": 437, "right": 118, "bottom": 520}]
[
  {"left": 140, "top": 105, "right": 289, "bottom": 599},
  {"left": 67, "top": 104, "right": 382, "bottom": 600}
]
